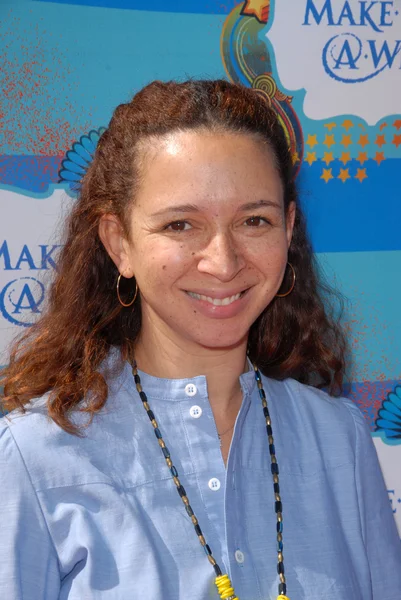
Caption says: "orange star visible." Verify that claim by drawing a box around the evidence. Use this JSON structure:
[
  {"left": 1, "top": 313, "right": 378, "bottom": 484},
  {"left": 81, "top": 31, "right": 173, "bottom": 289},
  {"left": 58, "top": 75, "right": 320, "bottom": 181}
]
[
  {"left": 357, "top": 151, "right": 368, "bottom": 165},
  {"left": 355, "top": 168, "right": 368, "bottom": 182},
  {"left": 291, "top": 151, "right": 300, "bottom": 165},
  {"left": 379, "top": 122, "right": 387, "bottom": 131},
  {"left": 341, "top": 134, "right": 352, "bottom": 148},
  {"left": 323, "top": 134, "right": 335, "bottom": 149},
  {"left": 374, "top": 151, "right": 385, "bottom": 165},
  {"left": 375, "top": 134, "right": 386, "bottom": 147},
  {"left": 342, "top": 119, "right": 354, "bottom": 131},
  {"left": 338, "top": 168, "right": 351, "bottom": 183},
  {"left": 306, "top": 134, "right": 318, "bottom": 149},
  {"left": 305, "top": 152, "right": 317, "bottom": 166},
  {"left": 322, "top": 152, "right": 334, "bottom": 166},
  {"left": 393, "top": 119, "right": 401, "bottom": 130},
  {"left": 324, "top": 122, "right": 336, "bottom": 132},
  {"left": 339, "top": 151, "right": 351, "bottom": 165},
  {"left": 321, "top": 168, "right": 333, "bottom": 183},
  {"left": 241, "top": 0, "right": 270, "bottom": 23},
  {"left": 392, "top": 134, "right": 401, "bottom": 148},
  {"left": 358, "top": 134, "right": 369, "bottom": 148}
]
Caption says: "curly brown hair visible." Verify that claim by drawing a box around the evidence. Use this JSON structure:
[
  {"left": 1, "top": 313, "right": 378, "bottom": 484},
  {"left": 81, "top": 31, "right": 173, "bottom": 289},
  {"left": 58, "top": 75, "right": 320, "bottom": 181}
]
[{"left": 1, "top": 79, "right": 347, "bottom": 433}]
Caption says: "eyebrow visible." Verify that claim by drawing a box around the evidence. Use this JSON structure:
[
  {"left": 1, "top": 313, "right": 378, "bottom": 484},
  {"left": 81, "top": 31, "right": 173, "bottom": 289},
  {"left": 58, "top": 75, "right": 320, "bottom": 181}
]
[{"left": 151, "top": 199, "right": 281, "bottom": 217}]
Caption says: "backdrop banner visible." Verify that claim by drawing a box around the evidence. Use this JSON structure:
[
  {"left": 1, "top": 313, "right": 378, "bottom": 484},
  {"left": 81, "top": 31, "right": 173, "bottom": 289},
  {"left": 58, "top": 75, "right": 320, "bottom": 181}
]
[{"left": 1, "top": 0, "right": 400, "bottom": 529}]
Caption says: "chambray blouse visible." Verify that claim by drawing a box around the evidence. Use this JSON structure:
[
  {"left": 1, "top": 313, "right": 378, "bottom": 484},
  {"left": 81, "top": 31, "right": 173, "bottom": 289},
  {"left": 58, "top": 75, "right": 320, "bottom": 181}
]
[{"left": 1, "top": 359, "right": 400, "bottom": 600}]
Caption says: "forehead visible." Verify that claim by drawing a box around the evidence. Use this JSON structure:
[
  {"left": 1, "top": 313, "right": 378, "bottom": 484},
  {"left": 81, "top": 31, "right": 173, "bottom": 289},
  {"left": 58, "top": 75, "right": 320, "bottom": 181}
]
[{"left": 134, "top": 130, "right": 283, "bottom": 212}]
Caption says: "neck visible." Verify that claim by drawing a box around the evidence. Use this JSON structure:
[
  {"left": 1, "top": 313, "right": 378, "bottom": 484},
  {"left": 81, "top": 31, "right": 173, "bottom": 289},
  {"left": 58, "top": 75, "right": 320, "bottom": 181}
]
[{"left": 133, "top": 322, "right": 249, "bottom": 416}]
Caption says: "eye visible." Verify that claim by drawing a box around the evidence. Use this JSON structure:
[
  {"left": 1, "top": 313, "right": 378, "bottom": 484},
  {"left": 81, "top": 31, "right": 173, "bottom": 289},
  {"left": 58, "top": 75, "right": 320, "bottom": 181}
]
[
  {"left": 165, "top": 221, "right": 191, "bottom": 232},
  {"left": 244, "top": 216, "right": 269, "bottom": 227}
]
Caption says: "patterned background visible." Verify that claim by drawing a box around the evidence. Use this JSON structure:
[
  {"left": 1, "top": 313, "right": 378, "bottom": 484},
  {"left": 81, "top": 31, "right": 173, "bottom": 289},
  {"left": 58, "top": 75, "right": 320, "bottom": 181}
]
[{"left": 1, "top": 0, "right": 401, "bottom": 528}]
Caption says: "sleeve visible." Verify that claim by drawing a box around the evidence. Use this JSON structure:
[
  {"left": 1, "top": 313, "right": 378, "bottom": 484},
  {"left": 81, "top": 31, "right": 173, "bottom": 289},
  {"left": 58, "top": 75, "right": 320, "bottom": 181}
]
[
  {"left": 345, "top": 400, "right": 401, "bottom": 599},
  {"left": 0, "top": 418, "right": 61, "bottom": 599}
]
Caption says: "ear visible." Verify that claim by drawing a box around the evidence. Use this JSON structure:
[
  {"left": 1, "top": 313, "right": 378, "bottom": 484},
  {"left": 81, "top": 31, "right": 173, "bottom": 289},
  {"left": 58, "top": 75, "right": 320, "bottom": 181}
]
[
  {"left": 286, "top": 201, "right": 296, "bottom": 248},
  {"left": 98, "top": 214, "right": 134, "bottom": 277}
]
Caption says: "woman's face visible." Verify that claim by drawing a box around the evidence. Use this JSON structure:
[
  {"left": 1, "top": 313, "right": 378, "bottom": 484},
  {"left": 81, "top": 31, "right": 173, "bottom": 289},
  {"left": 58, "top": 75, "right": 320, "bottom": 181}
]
[{"left": 106, "top": 130, "right": 295, "bottom": 351}]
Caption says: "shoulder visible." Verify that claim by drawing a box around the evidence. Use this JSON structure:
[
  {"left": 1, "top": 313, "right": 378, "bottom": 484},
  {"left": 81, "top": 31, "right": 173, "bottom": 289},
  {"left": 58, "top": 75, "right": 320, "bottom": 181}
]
[
  {"left": 0, "top": 362, "right": 134, "bottom": 491},
  {"left": 262, "top": 376, "right": 370, "bottom": 471}
]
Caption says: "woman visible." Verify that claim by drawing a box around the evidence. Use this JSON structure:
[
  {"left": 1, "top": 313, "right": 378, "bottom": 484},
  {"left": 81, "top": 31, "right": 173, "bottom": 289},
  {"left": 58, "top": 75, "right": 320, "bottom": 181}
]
[{"left": 1, "top": 80, "right": 400, "bottom": 600}]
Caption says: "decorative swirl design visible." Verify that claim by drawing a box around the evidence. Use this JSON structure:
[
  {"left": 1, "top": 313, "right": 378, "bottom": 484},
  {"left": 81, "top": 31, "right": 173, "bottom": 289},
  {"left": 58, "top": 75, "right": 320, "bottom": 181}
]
[{"left": 252, "top": 74, "right": 277, "bottom": 101}]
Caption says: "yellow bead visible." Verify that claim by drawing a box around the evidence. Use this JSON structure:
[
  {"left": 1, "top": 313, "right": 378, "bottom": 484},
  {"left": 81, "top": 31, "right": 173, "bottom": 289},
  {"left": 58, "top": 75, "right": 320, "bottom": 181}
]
[
  {"left": 215, "top": 574, "right": 239, "bottom": 599},
  {"left": 277, "top": 596, "right": 290, "bottom": 600}
]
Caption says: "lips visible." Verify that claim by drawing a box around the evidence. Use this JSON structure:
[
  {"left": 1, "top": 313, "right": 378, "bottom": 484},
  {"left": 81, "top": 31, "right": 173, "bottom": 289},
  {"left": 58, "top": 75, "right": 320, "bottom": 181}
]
[{"left": 186, "top": 291, "right": 242, "bottom": 306}]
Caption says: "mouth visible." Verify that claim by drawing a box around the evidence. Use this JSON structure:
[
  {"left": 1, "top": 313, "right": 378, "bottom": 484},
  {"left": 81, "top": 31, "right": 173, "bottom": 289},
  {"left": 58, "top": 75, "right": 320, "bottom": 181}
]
[{"left": 186, "top": 290, "right": 247, "bottom": 306}]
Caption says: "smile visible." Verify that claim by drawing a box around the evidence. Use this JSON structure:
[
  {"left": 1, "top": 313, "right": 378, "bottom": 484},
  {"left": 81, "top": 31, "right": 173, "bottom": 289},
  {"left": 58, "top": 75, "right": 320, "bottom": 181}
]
[{"left": 186, "top": 291, "right": 243, "bottom": 306}]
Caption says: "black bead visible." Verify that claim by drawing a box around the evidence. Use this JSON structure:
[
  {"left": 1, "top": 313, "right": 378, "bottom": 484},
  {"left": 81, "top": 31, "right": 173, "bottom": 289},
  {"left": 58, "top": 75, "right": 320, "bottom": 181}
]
[
  {"left": 274, "top": 482, "right": 280, "bottom": 494},
  {"left": 134, "top": 374, "right": 140, "bottom": 384},
  {"left": 214, "top": 564, "right": 222, "bottom": 577},
  {"left": 271, "top": 463, "right": 279, "bottom": 475},
  {"left": 277, "top": 562, "right": 285, "bottom": 575},
  {"left": 275, "top": 500, "right": 282, "bottom": 513},
  {"left": 269, "top": 444, "right": 276, "bottom": 455},
  {"left": 266, "top": 424, "right": 273, "bottom": 436},
  {"left": 147, "top": 410, "right": 155, "bottom": 421},
  {"left": 177, "top": 484, "right": 186, "bottom": 497},
  {"left": 279, "top": 583, "right": 287, "bottom": 595},
  {"left": 185, "top": 505, "right": 194, "bottom": 517},
  {"left": 204, "top": 544, "right": 212, "bottom": 555},
  {"left": 161, "top": 446, "right": 170, "bottom": 459},
  {"left": 139, "top": 391, "right": 147, "bottom": 402},
  {"left": 194, "top": 524, "right": 202, "bottom": 536},
  {"left": 263, "top": 406, "right": 269, "bottom": 418}
]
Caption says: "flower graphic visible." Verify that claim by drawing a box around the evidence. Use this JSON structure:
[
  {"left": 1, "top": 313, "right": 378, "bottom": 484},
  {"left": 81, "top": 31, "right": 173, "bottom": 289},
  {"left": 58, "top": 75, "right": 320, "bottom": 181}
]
[
  {"left": 376, "top": 386, "right": 401, "bottom": 439},
  {"left": 59, "top": 127, "right": 105, "bottom": 190}
]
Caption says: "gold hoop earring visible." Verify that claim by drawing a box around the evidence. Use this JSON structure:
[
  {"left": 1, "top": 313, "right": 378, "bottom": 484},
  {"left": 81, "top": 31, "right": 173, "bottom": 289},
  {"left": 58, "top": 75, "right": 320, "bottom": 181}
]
[
  {"left": 276, "top": 262, "right": 296, "bottom": 298},
  {"left": 116, "top": 274, "right": 138, "bottom": 307}
]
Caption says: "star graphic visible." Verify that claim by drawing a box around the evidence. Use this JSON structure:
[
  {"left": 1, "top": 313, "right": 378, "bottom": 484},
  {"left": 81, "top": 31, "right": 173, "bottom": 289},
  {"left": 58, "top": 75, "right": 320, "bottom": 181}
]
[
  {"left": 355, "top": 168, "right": 368, "bottom": 182},
  {"left": 392, "top": 134, "right": 401, "bottom": 148},
  {"left": 393, "top": 119, "right": 401, "bottom": 130},
  {"left": 321, "top": 168, "right": 333, "bottom": 183},
  {"left": 358, "top": 134, "right": 369, "bottom": 148},
  {"left": 323, "top": 134, "right": 335, "bottom": 149},
  {"left": 305, "top": 151, "right": 317, "bottom": 166},
  {"left": 241, "top": 0, "right": 270, "bottom": 23},
  {"left": 324, "top": 122, "right": 336, "bottom": 132},
  {"left": 339, "top": 151, "right": 351, "bottom": 165},
  {"left": 342, "top": 119, "right": 354, "bottom": 131},
  {"left": 374, "top": 151, "right": 385, "bottom": 165},
  {"left": 291, "top": 151, "right": 300, "bottom": 165},
  {"left": 322, "top": 152, "right": 334, "bottom": 166},
  {"left": 341, "top": 134, "right": 352, "bottom": 148},
  {"left": 357, "top": 151, "right": 368, "bottom": 165},
  {"left": 306, "top": 134, "right": 318, "bottom": 149},
  {"left": 375, "top": 134, "right": 386, "bottom": 147},
  {"left": 338, "top": 168, "right": 351, "bottom": 183},
  {"left": 379, "top": 122, "right": 387, "bottom": 131}
]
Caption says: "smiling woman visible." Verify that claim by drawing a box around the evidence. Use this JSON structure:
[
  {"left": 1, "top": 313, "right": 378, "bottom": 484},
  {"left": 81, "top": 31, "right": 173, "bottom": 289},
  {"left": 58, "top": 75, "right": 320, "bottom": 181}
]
[{"left": 1, "top": 80, "right": 400, "bottom": 600}]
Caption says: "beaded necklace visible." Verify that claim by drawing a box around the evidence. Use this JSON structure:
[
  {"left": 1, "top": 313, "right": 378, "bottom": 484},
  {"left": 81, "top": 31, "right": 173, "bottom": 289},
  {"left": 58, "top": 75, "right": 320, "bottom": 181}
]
[{"left": 131, "top": 360, "right": 290, "bottom": 600}]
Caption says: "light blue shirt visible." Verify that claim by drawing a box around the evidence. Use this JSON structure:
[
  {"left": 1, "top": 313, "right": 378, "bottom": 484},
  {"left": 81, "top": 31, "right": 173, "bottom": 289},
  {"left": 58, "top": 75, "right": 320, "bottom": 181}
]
[{"left": 1, "top": 359, "right": 400, "bottom": 599}]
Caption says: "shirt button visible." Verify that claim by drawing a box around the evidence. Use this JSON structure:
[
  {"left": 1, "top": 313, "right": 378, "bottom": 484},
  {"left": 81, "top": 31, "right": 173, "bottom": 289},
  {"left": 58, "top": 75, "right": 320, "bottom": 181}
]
[
  {"left": 185, "top": 383, "right": 197, "bottom": 397},
  {"left": 208, "top": 478, "right": 221, "bottom": 491},
  {"left": 235, "top": 550, "right": 245, "bottom": 564},
  {"left": 189, "top": 405, "right": 202, "bottom": 418}
]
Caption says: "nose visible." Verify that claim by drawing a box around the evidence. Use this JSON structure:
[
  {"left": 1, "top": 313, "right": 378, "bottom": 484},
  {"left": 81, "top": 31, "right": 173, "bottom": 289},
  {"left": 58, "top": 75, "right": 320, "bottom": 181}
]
[{"left": 197, "top": 231, "right": 245, "bottom": 282}]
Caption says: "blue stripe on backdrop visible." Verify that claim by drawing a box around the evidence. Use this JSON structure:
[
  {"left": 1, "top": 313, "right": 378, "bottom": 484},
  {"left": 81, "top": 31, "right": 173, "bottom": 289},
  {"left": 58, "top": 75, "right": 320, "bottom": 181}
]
[
  {"left": 34, "top": 0, "right": 239, "bottom": 14},
  {"left": 298, "top": 159, "right": 401, "bottom": 253}
]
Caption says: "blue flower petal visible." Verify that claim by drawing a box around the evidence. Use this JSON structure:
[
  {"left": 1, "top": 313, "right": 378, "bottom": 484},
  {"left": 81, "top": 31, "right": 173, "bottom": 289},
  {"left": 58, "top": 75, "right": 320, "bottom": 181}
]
[
  {"left": 72, "top": 141, "right": 93, "bottom": 161},
  {"left": 81, "top": 135, "right": 96, "bottom": 154},
  {"left": 61, "top": 160, "right": 86, "bottom": 175},
  {"left": 59, "top": 169, "right": 81, "bottom": 182},
  {"left": 376, "top": 418, "right": 401, "bottom": 432},
  {"left": 377, "top": 408, "right": 401, "bottom": 424},
  {"left": 381, "top": 399, "right": 401, "bottom": 419},
  {"left": 66, "top": 150, "right": 90, "bottom": 169}
]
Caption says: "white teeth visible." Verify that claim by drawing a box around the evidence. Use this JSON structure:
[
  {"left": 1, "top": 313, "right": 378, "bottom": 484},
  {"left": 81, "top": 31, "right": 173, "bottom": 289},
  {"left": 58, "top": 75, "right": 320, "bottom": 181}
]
[{"left": 187, "top": 292, "right": 242, "bottom": 306}]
